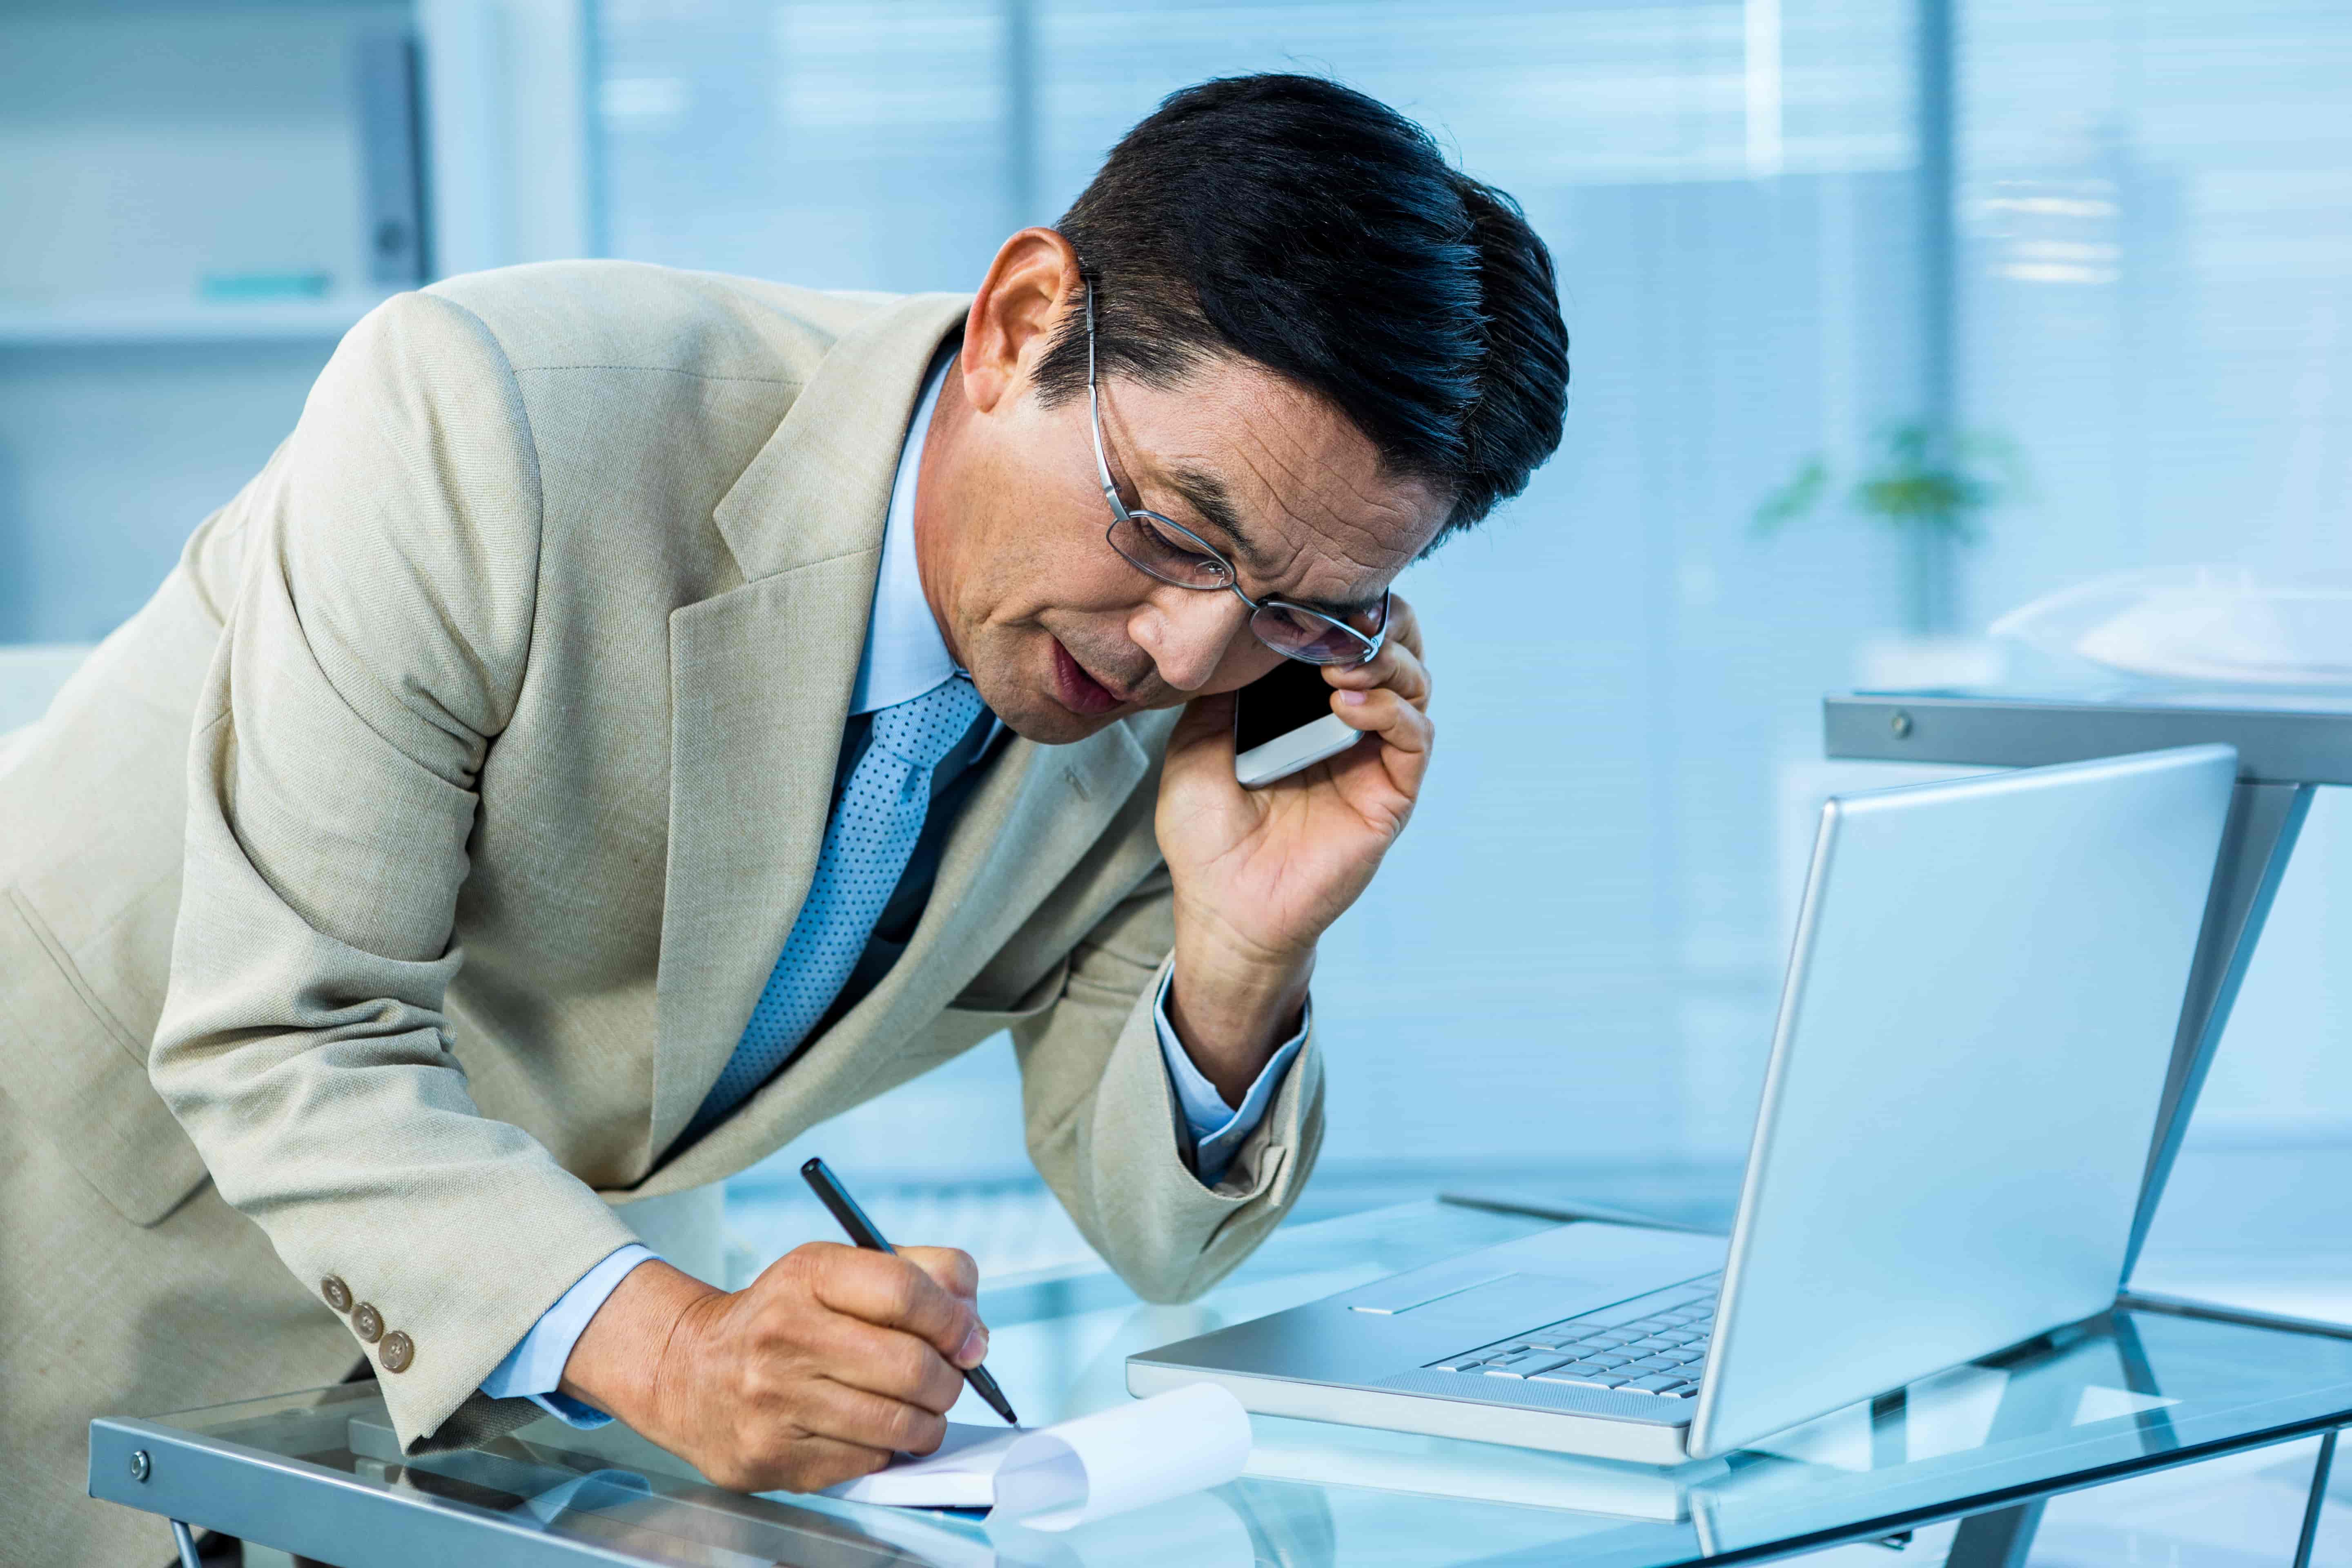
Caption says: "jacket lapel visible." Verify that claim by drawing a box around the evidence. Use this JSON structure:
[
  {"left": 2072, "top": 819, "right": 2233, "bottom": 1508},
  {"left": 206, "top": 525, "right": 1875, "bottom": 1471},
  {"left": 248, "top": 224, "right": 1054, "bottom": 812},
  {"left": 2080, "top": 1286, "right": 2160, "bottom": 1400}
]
[
  {"left": 647, "top": 291, "right": 974, "bottom": 1166},
  {"left": 658, "top": 711, "right": 1161, "bottom": 1187}
]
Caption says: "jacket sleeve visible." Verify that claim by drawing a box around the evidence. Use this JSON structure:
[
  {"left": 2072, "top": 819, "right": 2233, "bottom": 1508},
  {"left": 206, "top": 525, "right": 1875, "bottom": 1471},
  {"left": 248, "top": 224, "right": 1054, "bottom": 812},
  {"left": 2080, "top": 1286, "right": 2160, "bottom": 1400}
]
[
  {"left": 1011, "top": 854, "right": 1327, "bottom": 1304},
  {"left": 150, "top": 290, "right": 637, "bottom": 1452}
]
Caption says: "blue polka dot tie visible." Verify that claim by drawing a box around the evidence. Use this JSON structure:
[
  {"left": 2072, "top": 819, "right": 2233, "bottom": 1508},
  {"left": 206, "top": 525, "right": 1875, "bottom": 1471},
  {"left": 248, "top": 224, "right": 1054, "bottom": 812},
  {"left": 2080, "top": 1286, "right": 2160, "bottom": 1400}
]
[{"left": 688, "top": 674, "right": 988, "bottom": 1135}]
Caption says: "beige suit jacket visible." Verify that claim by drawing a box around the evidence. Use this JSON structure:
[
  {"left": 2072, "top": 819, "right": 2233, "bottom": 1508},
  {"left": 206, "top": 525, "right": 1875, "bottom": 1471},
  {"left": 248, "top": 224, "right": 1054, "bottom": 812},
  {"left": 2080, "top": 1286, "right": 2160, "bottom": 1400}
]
[{"left": 0, "top": 261, "right": 1323, "bottom": 1455}]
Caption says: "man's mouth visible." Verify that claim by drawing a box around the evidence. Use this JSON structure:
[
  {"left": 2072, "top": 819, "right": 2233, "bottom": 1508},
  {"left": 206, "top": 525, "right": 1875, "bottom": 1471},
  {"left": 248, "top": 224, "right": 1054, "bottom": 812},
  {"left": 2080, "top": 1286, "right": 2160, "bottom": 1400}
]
[{"left": 1049, "top": 638, "right": 1127, "bottom": 717}]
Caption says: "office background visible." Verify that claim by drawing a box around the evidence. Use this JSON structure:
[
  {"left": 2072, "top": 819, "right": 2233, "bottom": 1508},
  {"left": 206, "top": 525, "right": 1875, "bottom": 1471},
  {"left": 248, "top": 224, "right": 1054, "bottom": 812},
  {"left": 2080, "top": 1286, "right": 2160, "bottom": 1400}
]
[{"left": 4, "top": 0, "right": 2349, "bottom": 1340}]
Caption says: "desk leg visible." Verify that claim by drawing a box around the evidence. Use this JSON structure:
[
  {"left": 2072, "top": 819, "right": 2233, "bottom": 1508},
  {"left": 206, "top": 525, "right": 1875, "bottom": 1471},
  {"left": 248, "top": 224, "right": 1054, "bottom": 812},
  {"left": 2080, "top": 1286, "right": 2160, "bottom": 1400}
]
[
  {"left": 1945, "top": 1499, "right": 2045, "bottom": 1568},
  {"left": 169, "top": 1519, "right": 202, "bottom": 1568},
  {"left": 1953, "top": 1423, "right": 2334, "bottom": 1568},
  {"left": 2294, "top": 1428, "right": 2339, "bottom": 1568},
  {"left": 2123, "top": 780, "right": 2315, "bottom": 1281}
]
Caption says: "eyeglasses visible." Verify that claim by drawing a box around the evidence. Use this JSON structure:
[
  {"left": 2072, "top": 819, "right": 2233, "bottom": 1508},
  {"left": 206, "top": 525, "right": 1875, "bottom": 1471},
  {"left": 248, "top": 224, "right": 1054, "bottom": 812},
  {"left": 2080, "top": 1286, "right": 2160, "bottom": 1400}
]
[{"left": 1084, "top": 283, "right": 1391, "bottom": 667}]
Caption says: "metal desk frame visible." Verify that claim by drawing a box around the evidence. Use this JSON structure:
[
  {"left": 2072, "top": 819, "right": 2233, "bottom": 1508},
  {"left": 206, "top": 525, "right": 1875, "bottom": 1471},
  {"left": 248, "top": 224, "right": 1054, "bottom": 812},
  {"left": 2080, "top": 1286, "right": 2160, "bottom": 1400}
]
[{"left": 1825, "top": 687, "right": 2352, "bottom": 1568}]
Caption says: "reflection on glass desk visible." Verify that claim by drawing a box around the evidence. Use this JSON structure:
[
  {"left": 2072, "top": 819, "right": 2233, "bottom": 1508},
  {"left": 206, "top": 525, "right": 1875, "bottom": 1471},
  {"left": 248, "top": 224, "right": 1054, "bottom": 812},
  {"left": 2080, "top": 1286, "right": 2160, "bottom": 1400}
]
[{"left": 92, "top": 1202, "right": 2352, "bottom": 1568}]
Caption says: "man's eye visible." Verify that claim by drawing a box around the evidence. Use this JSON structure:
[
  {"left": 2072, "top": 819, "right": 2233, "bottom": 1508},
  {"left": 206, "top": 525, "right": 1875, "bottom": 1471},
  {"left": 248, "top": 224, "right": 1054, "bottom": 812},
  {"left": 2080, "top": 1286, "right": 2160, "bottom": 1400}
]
[{"left": 1140, "top": 517, "right": 1214, "bottom": 559}]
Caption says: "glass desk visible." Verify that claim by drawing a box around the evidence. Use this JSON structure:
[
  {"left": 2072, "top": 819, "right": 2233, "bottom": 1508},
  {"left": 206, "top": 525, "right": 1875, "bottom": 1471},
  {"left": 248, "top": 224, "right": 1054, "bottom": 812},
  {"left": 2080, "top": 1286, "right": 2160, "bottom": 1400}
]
[{"left": 92, "top": 1201, "right": 2351, "bottom": 1568}]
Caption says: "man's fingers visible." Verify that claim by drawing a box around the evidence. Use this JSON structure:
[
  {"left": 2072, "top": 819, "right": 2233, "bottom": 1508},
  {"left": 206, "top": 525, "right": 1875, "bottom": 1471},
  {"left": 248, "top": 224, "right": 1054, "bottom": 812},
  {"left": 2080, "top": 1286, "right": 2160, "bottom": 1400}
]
[
  {"left": 1330, "top": 689, "right": 1435, "bottom": 809},
  {"left": 1323, "top": 595, "right": 1430, "bottom": 710},
  {"left": 1325, "top": 641, "right": 1430, "bottom": 710},
  {"left": 1383, "top": 593, "right": 1424, "bottom": 657},
  {"left": 806, "top": 1316, "right": 969, "bottom": 1413},
  {"left": 1331, "top": 687, "right": 1434, "bottom": 755},
  {"left": 795, "top": 1243, "right": 986, "bottom": 1366},
  {"left": 899, "top": 1245, "right": 979, "bottom": 1301},
  {"left": 1365, "top": 592, "right": 1425, "bottom": 664},
  {"left": 800, "top": 1379, "right": 951, "bottom": 1458}
]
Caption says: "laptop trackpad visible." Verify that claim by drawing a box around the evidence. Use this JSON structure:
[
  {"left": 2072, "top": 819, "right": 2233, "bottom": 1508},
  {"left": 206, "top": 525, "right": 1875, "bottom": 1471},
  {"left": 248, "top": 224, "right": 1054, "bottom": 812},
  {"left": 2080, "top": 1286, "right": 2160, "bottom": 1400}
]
[{"left": 1379, "top": 1272, "right": 1601, "bottom": 1335}]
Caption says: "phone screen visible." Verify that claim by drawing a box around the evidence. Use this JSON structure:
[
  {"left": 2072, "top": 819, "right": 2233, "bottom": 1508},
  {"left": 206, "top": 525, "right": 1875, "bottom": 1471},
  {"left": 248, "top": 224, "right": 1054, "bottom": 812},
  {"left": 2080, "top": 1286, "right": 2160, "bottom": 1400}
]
[{"left": 1235, "top": 660, "right": 1336, "bottom": 753}]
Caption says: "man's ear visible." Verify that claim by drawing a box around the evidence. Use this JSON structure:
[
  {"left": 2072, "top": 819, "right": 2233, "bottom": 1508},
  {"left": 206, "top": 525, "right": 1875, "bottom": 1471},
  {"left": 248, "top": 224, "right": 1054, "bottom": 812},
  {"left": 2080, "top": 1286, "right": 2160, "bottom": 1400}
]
[{"left": 961, "top": 228, "right": 1082, "bottom": 415}]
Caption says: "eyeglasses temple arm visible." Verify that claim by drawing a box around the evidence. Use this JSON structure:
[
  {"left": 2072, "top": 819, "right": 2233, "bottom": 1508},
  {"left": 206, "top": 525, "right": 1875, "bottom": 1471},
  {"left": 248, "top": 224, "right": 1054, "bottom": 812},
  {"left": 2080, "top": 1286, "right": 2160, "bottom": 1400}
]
[{"left": 1085, "top": 283, "right": 1126, "bottom": 512}]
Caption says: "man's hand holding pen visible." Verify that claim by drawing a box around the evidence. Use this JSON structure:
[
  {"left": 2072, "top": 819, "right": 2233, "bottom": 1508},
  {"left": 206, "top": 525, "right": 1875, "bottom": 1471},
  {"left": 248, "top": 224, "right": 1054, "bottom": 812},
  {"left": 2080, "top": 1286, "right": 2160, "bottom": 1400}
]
[{"left": 558, "top": 1243, "right": 989, "bottom": 1492}]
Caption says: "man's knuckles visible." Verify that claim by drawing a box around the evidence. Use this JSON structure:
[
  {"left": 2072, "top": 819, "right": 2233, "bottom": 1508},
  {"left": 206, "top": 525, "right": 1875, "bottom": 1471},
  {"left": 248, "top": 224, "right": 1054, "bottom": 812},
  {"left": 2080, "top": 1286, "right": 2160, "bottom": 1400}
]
[
  {"left": 884, "top": 1275, "right": 980, "bottom": 1356},
  {"left": 770, "top": 1242, "right": 837, "bottom": 1300},
  {"left": 882, "top": 1403, "right": 948, "bottom": 1455},
  {"left": 786, "top": 1241, "right": 942, "bottom": 1327},
  {"left": 902, "top": 1244, "right": 980, "bottom": 1298},
  {"left": 910, "top": 1351, "right": 968, "bottom": 1413},
  {"left": 843, "top": 1252, "right": 933, "bottom": 1324},
  {"left": 869, "top": 1332, "right": 943, "bottom": 1397},
  {"left": 734, "top": 1355, "right": 791, "bottom": 1408},
  {"left": 851, "top": 1331, "right": 962, "bottom": 1411},
  {"left": 811, "top": 1382, "right": 945, "bottom": 1456}
]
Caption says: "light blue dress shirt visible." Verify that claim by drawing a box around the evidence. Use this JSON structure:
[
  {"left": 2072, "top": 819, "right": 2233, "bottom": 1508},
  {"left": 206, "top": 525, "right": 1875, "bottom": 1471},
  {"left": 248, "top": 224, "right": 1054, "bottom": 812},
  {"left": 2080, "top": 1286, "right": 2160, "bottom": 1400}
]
[{"left": 481, "top": 348, "right": 1307, "bottom": 1425}]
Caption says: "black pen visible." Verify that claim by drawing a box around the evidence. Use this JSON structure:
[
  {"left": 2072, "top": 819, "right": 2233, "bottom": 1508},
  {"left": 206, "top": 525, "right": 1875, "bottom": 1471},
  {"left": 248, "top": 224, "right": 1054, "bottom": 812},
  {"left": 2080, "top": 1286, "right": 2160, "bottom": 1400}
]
[{"left": 800, "top": 1156, "right": 1020, "bottom": 1426}]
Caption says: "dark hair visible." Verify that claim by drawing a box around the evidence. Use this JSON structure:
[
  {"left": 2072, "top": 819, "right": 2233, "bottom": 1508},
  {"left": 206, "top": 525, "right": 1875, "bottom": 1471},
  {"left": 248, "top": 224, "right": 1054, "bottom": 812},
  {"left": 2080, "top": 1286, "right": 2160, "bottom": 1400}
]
[{"left": 1036, "top": 74, "right": 1569, "bottom": 540}]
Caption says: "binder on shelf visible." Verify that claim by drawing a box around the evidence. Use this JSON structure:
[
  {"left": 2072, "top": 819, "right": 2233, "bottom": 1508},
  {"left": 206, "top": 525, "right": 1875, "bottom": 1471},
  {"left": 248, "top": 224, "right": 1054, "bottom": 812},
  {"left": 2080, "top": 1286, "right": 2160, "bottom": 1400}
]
[{"left": 351, "top": 27, "right": 431, "bottom": 287}]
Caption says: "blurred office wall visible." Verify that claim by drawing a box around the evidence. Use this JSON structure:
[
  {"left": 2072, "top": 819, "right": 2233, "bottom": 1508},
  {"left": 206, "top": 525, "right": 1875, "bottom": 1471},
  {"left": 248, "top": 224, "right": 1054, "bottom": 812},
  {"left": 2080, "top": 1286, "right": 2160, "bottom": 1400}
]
[
  {"left": 1958, "top": 0, "right": 2352, "bottom": 1143},
  {"left": 0, "top": 0, "right": 588, "bottom": 641},
  {"left": 594, "top": 0, "right": 2352, "bottom": 1195},
  {"left": 2, "top": 0, "right": 2347, "bottom": 1226},
  {"left": 0, "top": 2, "right": 399, "bottom": 641},
  {"left": 599, "top": 0, "right": 1926, "bottom": 1193}
]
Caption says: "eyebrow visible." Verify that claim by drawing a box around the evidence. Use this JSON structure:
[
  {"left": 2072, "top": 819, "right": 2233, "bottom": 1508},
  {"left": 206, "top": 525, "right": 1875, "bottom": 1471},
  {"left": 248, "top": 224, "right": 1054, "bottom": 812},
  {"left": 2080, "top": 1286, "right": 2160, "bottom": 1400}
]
[{"left": 1160, "top": 464, "right": 1386, "bottom": 619}]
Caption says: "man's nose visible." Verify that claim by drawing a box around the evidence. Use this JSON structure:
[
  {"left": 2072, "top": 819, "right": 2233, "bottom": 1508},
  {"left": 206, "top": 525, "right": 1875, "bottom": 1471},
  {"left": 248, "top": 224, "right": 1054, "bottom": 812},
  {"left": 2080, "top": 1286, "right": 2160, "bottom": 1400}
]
[{"left": 1137, "top": 588, "right": 1248, "bottom": 693}]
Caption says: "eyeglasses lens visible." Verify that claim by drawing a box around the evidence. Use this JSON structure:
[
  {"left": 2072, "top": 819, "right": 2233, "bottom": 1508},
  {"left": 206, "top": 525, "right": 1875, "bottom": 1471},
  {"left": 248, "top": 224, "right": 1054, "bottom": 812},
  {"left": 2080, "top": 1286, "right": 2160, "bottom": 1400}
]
[
  {"left": 1108, "top": 512, "right": 1233, "bottom": 591},
  {"left": 1251, "top": 603, "right": 1370, "bottom": 664},
  {"left": 1109, "top": 510, "right": 1376, "bottom": 665}
]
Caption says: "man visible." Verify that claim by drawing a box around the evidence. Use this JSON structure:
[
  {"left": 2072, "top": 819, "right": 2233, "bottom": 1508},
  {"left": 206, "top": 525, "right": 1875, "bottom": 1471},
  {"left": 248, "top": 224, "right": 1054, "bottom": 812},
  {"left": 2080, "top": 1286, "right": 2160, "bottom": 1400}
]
[{"left": 0, "top": 74, "right": 1568, "bottom": 1560}]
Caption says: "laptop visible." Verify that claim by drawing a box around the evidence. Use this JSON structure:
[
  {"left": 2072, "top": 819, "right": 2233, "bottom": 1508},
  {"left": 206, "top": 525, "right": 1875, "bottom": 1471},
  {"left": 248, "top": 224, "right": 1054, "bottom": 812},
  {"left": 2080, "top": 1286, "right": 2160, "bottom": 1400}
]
[{"left": 1129, "top": 744, "right": 2237, "bottom": 1464}]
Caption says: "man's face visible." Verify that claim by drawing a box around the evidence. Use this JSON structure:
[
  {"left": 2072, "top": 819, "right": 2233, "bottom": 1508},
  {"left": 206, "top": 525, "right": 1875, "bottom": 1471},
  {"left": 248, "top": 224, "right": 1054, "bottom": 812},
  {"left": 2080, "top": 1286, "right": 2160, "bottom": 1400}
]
[{"left": 919, "top": 323, "right": 1450, "bottom": 746}]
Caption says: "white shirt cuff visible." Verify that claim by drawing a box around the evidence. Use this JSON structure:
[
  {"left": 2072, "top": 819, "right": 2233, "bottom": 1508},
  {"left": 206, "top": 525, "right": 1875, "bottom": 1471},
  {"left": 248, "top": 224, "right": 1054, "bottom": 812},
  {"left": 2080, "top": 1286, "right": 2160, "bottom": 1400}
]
[
  {"left": 1152, "top": 966, "right": 1309, "bottom": 1186},
  {"left": 479, "top": 1243, "right": 659, "bottom": 1428}
]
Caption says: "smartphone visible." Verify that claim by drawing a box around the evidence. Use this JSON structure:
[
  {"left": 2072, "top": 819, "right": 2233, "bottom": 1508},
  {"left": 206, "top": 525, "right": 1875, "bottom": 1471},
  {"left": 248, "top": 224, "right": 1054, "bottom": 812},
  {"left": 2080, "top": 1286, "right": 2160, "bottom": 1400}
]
[{"left": 1234, "top": 660, "right": 1363, "bottom": 788}]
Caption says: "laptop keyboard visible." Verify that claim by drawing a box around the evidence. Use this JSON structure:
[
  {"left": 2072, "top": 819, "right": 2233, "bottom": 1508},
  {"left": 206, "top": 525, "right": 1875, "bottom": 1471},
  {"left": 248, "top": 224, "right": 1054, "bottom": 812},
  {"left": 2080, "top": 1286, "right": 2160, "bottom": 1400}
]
[{"left": 1423, "top": 1273, "right": 1722, "bottom": 1400}]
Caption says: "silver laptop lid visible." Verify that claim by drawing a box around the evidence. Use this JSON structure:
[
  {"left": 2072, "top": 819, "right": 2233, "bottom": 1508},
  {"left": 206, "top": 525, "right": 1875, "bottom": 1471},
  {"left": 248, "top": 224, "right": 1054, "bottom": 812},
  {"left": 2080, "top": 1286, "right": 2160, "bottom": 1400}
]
[{"left": 1688, "top": 745, "right": 2236, "bottom": 1459}]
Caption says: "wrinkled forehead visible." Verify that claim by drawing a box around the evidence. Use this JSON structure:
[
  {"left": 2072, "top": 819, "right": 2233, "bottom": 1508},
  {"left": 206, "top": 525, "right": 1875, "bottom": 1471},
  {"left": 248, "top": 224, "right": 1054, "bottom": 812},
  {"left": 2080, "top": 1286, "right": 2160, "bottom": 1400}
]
[{"left": 1107, "top": 357, "right": 1450, "bottom": 612}]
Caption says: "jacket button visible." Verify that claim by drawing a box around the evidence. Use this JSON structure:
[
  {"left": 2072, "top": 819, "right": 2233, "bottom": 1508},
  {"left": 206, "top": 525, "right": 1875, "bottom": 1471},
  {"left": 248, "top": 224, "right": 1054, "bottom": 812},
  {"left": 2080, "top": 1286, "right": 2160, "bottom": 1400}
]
[
  {"left": 351, "top": 1303, "right": 383, "bottom": 1344},
  {"left": 379, "top": 1331, "right": 414, "bottom": 1374},
  {"left": 321, "top": 1277, "right": 352, "bottom": 1313}
]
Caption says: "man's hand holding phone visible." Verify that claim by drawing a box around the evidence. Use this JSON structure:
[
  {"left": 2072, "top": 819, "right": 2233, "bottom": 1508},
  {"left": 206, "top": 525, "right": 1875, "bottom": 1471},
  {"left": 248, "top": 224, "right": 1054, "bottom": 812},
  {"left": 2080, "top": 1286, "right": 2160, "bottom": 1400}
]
[{"left": 1153, "top": 595, "right": 1433, "bottom": 1104}]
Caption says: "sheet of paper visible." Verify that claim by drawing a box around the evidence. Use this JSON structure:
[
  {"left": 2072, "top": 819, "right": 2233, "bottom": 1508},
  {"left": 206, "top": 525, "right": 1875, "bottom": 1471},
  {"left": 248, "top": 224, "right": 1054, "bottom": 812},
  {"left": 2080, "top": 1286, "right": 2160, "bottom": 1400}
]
[
  {"left": 825, "top": 1383, "right": 1252, "bottom": 1532},
  {"left": 825, "top": 1423, "right": 1024, "bottom": 1510}
]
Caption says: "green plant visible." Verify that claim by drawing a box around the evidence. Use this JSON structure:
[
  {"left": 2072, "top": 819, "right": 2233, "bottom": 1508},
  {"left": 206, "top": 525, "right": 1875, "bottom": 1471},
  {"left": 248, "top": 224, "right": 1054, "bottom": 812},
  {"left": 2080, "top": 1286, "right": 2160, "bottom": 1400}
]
[
  {"left": 1753, "top": 421, "right": 2027, "bottom": 634},
  {"left": 1754, "top": 421, "right": 2025, "bottom": 545}
]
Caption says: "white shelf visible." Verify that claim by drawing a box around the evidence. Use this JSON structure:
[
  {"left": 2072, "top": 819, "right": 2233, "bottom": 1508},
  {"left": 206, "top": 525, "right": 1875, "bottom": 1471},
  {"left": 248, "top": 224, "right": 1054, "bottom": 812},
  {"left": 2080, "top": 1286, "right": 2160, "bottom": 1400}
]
[{"left": 0, "top": 292, "right": 395, "bottom": 348}]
